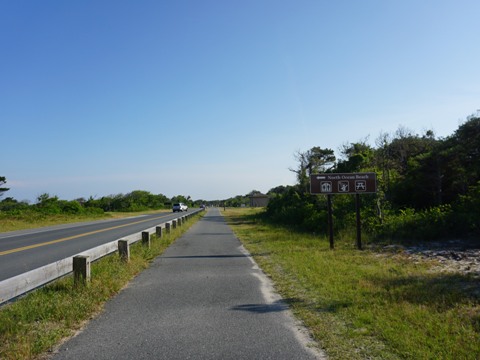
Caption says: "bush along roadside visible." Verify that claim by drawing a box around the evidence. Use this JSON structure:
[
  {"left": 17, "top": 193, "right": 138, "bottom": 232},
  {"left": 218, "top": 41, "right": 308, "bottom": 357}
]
[{"left": 0, "top": 212, "right": 203, "bottom": 360}]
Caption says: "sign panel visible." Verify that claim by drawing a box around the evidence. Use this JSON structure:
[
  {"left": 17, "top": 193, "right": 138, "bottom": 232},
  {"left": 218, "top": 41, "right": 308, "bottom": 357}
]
[{"left": 310, "top": 172, "right": 377, "bottom": 195}]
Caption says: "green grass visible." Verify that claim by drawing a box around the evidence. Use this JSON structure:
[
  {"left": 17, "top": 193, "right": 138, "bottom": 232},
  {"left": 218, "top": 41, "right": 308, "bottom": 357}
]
[
  {"left": 0, "top": 209, "right": 170, "bottom": 233},
  {"left": 224, "top": 208, "right": 480, "bottom": 360},
  {"left": 0, "top": 212, "right": 203, "bottom": 360}
]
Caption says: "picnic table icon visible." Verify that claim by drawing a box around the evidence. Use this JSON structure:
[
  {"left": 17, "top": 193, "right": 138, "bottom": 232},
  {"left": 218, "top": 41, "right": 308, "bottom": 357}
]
[{"left": 355, "top": 181, "right": 366, "bottom": 191}]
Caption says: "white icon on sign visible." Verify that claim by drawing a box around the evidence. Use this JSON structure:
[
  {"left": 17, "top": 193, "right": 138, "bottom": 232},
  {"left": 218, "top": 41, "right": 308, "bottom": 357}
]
[
  {"left": 338, "top": 181, "right": 349, "bottom": 192},
  {"left": 355, "top": 180, "right": 366, "bottom": 191},
  {"left": 320, "top": 182, "right": 332, "bottom": 192}
]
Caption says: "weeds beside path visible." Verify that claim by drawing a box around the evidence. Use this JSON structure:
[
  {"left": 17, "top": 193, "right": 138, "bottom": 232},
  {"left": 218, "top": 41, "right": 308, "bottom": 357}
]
[
  {"left": 0, "top": 212, "right": 203, "bottom": 360},
  {"left": 224, "top": 208, "right": 480, "bottom": 360}
]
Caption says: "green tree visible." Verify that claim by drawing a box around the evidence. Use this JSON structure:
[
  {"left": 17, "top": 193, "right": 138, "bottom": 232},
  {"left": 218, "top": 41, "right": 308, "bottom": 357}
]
[
  {"left": 267, "top": 185, "right": 290, "bottom": 197},
  {"left": 0, "top": 197, "right": 29, "bottom": 211},
  {"left": 36, "top": 193, "right": 62, "bottom": 214},
  {"left": 336, "top": 139, "right": 375, "bottom": 173},
  {"left": 435, "top": 116, "right": 480, "bottom": 204},
  {"left": 171, "top": 195, "right": 192, "bottom": 207},
  {"left": 374, "top": 127, "right": 439, "bottom": 208},
  {"left": 290, "top": 147, "right": 336, "bottom": 193},
  {"left": 0, "top": 176, "right": 9, "bottom": 198}
]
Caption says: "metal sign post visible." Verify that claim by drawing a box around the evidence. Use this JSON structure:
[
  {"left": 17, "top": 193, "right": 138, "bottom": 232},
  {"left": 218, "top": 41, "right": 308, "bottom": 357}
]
[
  {"left": 327, "top": 194, "right": 334, "bottom": 249},
  {"left": 310, "top": 173, "right": 377, "bottom": 250},
  {"left": 355, "top": 194, "right": 362, "bottom": 250}
]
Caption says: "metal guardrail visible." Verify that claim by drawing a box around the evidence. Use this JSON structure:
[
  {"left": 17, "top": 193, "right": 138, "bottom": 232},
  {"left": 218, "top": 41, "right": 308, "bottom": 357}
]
[{"left": 0, "top": 210, "right": 202, "bottom": 305}]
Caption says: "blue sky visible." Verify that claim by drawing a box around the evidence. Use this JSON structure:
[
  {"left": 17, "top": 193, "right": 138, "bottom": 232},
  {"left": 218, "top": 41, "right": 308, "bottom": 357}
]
[{"left": 2, "top": 1, "right": 479, "bottom": 202}]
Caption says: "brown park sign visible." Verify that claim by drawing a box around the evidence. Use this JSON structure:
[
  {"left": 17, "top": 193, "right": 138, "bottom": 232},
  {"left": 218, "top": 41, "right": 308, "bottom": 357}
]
[{"left": 310, "top": 172, "right": 377, "bottom": 195}]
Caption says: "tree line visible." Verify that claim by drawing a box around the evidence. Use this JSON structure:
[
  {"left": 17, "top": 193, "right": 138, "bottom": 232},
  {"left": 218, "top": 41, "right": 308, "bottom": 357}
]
[
  {"left": 0, "top": 174, "right": 258, "bottom": 215},
  {"left": 0, "top": 187, "right": 202, "bottom": 215},
  {"left": 2, "top": 113, "right": 479, "bottom": 241},
  {"left": 265, "top": 114, "right": 480, "bottom": 241}
]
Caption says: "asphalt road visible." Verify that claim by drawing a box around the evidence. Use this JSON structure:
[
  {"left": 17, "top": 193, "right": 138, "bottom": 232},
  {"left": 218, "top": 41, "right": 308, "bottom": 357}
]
[
  {"left": 51, "top": 208, "right": 325, "bottom": 360},
  {"left": 0, "top": 211, "right": 195, "bottom": 281}
]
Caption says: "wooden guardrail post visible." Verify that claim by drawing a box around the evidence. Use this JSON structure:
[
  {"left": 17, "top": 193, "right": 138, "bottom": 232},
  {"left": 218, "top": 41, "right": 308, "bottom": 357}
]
[
  {"left": 156, "top": 226, "right": 163, "bottom": 238},
  {"left": 172, "top": 220, "right": 177, "bottom": 229},
  {"left": 73, "top": 255, "right": 90, "bottom": 286},
  {"left": 165, "top": 222, "right": 171, "bottom": 234},
  {"left": 178, "top": 217, "right": 182, "bottom": 226},
  {"left": 118, "top": 240, "right": 130, "bottom": 262},
  {"left": 142, "top": 231, "right": 151, "bottom": 248}
]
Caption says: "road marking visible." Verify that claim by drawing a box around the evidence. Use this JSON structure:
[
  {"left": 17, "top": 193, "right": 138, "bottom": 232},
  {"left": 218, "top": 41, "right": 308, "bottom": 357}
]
[{"left": 0, "top": 215, "right": 169, "bottom": 256}]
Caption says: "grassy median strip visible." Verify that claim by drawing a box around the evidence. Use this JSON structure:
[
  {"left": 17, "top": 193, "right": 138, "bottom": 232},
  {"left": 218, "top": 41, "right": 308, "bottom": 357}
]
[
  {"left": 0, "top": 212, "right": 203, "bottom": 360},
  {"left": 0, "top": 210, "right": 170, "bottom": 233},
  {"left": 224, "top": 208, "right": 480, "bottom": 360}
]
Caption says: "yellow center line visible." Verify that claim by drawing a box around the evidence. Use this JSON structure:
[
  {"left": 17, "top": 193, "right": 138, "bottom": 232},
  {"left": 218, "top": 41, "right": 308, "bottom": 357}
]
[{"left": 0, "top": 215, "right": 168, "bottom": 256}]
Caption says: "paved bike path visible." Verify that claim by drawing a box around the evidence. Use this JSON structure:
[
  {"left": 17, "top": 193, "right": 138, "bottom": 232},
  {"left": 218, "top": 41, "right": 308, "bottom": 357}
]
[{"left": 52, "top": 208, "right": 324, "bottom": 359}]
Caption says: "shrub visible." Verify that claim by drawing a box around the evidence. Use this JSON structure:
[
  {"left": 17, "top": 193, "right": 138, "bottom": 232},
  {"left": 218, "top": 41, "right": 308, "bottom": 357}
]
[
  {"left": 373, "top": 205, "right": 454, "bottom": 242},
  {"left": 58, "top": 200, "right": 84, "bottom": 214}
]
